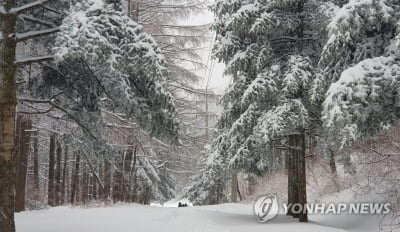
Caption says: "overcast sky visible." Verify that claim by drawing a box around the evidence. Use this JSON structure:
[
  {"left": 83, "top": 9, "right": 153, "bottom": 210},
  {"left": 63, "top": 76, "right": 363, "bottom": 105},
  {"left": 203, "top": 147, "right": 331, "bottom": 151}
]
[{"left": 184, "top": 5, "right": 232, "bottom": 95}]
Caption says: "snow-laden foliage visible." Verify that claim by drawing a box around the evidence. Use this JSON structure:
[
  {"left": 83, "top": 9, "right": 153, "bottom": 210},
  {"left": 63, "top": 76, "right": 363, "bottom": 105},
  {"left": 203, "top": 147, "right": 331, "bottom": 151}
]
[
  {"left": 318, "top": 0, "right": 400, "bottom": 146},
  {"left": 28, "top": 0, "right": 180, "bottom": 204},
  {"left": 314, "top": 0, "right": 400, "bottom": 100},
  {"left": 135, "top": 156, "right": 176, "bottom": 202},
  {"left": 54, "top": 0, "right": 179, "bottom": 143},
  {"left": 183, "top": 0, "right": 330, "bottom": 204},
  {"left": 181, "top": 142, "right": 228, "bottom": 205},
  {"left": 324, "top": 56, "right": 400, "bottom": 147}
]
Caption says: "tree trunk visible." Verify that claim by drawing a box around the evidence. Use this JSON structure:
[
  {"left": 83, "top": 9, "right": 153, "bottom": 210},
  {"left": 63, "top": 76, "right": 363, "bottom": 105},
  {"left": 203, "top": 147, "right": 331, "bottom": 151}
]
[
  {"left": 65, "top": 154, "right": 70, "bottom": 204},
  {"left": 0, "top": 0, "right": 17, "bottom": 230},
  {"left": 329, "top": 149, "right": 340, "bottom": 191},
  {"left": 103, "top": 159, "right": 111, "bottom": 201},
  {"left": 248, "top": 174, "right": 257, "bottom": 196},
  {"left": 113, "top": 153, "right": 123, "bottom": 202},
  {"left": 81, "top": 164, "right": 88, "bottom": 204},
  {"left": 32, "top": 130, "right": 40, "bottom": 200},
  {"left": 70, "top": 153, "right": 80, "bottom": 205},
  {"left": 48, "top": 134, "right": 56, "bottom": 206},
  {"left": 98, "top": 163, "right": 103, "bottom": 199},
  {"left": 230, "top": 171, "right": 238, "bottom": 203},
  {"left": 298, "top": 133, "right": 308, "bottom": 222},
  {"left": 287, "top": 135, "right": 294, "bottom": 217},
  {"left": 292, "top": 136, "right": 299, "bottom": 219},
  {"left": 55, "top": 142, "right": 62, "bottom": 205},
  {"left": 329, "top": 150, "right": 337, "bottom": 176},
  {"left": 130, "top": 148, "right": 138, "bottom": 202},
  {"left": 14, "top": 116, "right": 22, "bottom": 211},
  {"left": 92, "top": 171, "right": 97, "bottom": 200},
  {"left": 237, "top": 180, "right": 242, "bottom": 201},
  {"left": 123, "top": 150, "right": 133, "bottom": 201},
  {"left": 61, "top": 145, "right": 68, "bottom": 204},
  {"left": 15, "top": 116, "right": 32, "bottom": 212}
]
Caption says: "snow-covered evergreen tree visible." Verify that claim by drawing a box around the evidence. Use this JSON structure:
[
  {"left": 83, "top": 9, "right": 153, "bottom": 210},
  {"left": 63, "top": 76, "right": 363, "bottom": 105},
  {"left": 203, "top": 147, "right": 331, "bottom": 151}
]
[
  {"left": 182, "top": 140, "right": 228, "bottom": 205},
  {"left": 25, "top": 0, "right": 181, "bottom": 204},
  {"left": 54, "top": 0, "right": 179, "bottom": 143},
  {"left": 184, "top": 0, "right": 331, "bottom": 210},
  {"left": 315, "top": 0, "right": 400, "bottom": 147}
]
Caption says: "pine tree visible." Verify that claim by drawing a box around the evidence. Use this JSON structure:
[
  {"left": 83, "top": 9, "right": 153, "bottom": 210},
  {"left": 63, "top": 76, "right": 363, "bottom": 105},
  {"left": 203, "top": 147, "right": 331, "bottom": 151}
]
[
  {"left": 46, "top": 0, "right": 181, "bottom": 204},
  {"left": 53, "top": 0, "right": 180, "bottom": 143},
  {"left": 182, "top": 140, "right": 228, "bottom": 205},
  {"left": 184, "top": 0, "right": 332, "bottom": 221},
  {"left": 315, "top": 0, "right": 400, "bottom": 147}
]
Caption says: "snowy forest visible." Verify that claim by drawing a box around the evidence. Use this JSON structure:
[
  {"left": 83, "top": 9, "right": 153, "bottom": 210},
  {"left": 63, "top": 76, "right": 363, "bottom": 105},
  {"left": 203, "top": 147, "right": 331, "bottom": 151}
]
[{"left": 0, "top": 0, "right": 400, "bottom": 232}]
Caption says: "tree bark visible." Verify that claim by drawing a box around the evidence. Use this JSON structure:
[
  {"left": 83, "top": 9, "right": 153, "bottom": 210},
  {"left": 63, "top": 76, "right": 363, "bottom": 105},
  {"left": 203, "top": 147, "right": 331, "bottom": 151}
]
[
  {"left": 292, "top": 135, "right": 299, "bottom": 219},
  {"left": 130, "top": 149, "right": 138, "bottom": 202},
  {"left": 70, "top": 153, "right": 80, "bottom": 205},
  {"left": 287, "top": 135, "right": 294, "bottom": 217},
  {"left": 65, "top": 154, "right": 70, "bottom": 204},
  {"left": 103, "top": 159, "right": 111, "bottom": 201},
  {"left": 48, "top": 134, "right": 56, "bottom": 206},
  {"left": 329, "top": 149, "right": 340, "bottom": 191},
  {"left": 92, "top": 170, "right": 97, "bottom": 200},
  {"left": 14, "top": 116, "right": 22, "bottom": 211},
  {"left": 98, "top": 163, "right": 103, "bottom": 199},
  {"left": 113, "top": 153, "right": 123, "bottom": 202},
  {"left": 248, "top": 174, "right": 257, "bottom": 196},
  {"left": 81, "top": 164, "right": 88, "bottom": 204},
  {"left": 237, "top": 180, "right": 242, "bottom": 201},
  {"left": 298, "top": 133, "right": 308, "bottom": 222},
  {"left": 0, "top": 0, "right": 18, "bottom": 230},
  {"left": 123, "top": 149, "right": 133, "bottom": 201},
  {"left": 55, "top": 142, "right": 62, "bottom": 205},
  {"left": 231, "top": 171, "right": 238, "bottom": 203},
  {"left": 15, "top": 116, "right": 32, "bottom": 212},
  {"left": 61, "top": 145, "right": 68, "bottom": 204},
  {"left": 32, "top": 130, "right": 40, "bottom": 200}
]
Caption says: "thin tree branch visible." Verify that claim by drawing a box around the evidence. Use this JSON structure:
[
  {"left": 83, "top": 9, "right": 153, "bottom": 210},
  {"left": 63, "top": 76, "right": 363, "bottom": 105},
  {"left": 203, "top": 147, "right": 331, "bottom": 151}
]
[
  {"left": 16, "top": 27, "right": 59, "bottom": 42},
  {"left": 10, "top": 0, "right": 49, "bottom": 14},
  {"left": 15, "top": 55, "right": 54, "bottom": 65}
]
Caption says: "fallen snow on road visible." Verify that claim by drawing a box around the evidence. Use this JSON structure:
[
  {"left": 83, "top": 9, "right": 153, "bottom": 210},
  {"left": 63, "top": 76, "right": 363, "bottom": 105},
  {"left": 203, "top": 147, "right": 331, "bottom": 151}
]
[{"left": 16, "top": 203, "right": 381, "bottom": 232}]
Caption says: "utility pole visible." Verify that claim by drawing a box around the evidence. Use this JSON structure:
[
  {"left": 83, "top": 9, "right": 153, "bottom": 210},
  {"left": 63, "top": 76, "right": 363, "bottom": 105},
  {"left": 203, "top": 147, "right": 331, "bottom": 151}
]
[
  {"left": 205, "top": 91, "right": 209, "bottom": 141},
  {"left": 231, "top": 73, "right": 239, "bottom": 203}
]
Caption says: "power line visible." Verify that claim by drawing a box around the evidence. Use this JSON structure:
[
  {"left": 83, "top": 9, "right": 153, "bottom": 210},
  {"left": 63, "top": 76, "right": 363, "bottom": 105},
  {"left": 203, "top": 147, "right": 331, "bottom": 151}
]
[
  {"left": 203, "top": 32, "right": 216, "bottom": 90},
  {"left": 205, "top": 58, "right": 216, "bottom": 90}
]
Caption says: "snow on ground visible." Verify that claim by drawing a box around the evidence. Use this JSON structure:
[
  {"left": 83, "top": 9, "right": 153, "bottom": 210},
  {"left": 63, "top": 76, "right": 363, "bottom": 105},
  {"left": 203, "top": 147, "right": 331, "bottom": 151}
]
[{"left": 16, "top": 203, "right": 382, "bottom": 232}]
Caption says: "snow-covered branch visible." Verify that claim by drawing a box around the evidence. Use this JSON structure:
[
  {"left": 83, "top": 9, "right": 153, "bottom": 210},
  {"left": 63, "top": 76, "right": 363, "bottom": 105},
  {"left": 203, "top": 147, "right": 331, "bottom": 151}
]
[
  {"left": 15, "top": 55, "right": 54, "bottom": 65},
  {"left": 16, "top": 27, "right": 59, "bottom": 42},
  {"left": 19, "top": 14, "right": 56, "bottom": 28},
  {"left": 10, "top": 0, "right": 49, "bottom": 14}
]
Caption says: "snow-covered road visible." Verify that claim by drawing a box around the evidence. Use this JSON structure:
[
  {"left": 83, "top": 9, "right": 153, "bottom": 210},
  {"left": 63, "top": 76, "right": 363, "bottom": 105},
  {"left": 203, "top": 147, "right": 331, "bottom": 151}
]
[{"left": 15, "top": 203, "right": 381, "bottom": 232}]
